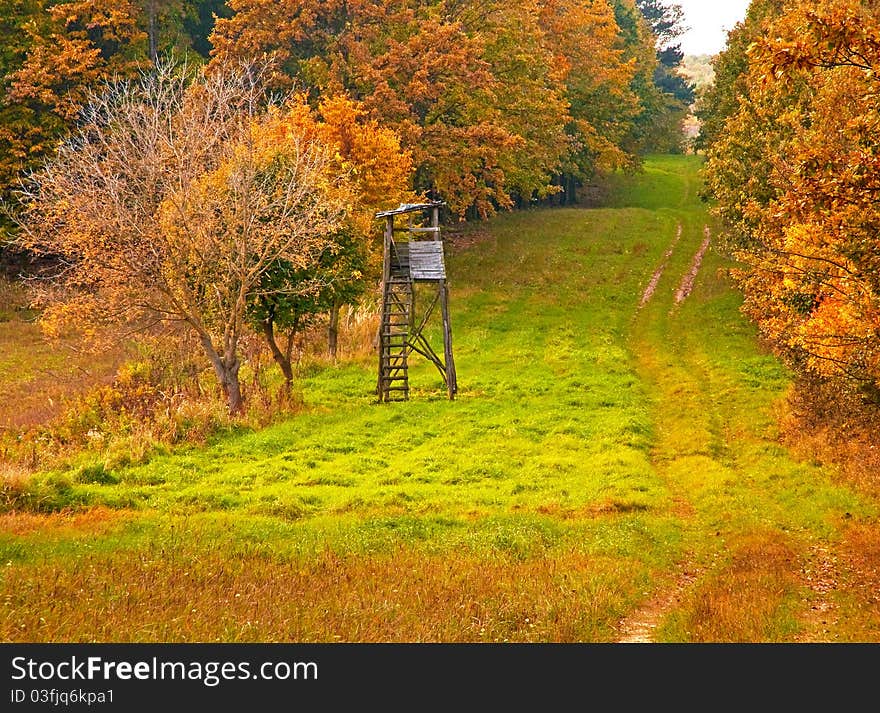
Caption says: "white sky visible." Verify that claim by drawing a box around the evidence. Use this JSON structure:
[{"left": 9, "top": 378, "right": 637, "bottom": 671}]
[{"left": 676, "top": 0, "right": 752, "bottom": 56}]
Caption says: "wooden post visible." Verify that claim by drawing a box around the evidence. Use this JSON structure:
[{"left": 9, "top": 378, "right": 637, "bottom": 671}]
[
  {"left": 435, "top": 207, "right": 456, "bottom": 399},
  {"left": 383, "top": 216, "right": 393, "bottom": 282},
  {"left": 440, "top": 283, "right": 456, "bottom": 400}
]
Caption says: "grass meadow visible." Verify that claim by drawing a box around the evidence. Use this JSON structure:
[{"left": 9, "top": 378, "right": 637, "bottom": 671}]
[{"left": 2, "top": 155, "right": 879, "bottom": 642}]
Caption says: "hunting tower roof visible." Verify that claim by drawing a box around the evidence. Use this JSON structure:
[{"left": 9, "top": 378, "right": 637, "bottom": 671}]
[{"left": 374, "top": 201, "right": 446, "bottom": 218}]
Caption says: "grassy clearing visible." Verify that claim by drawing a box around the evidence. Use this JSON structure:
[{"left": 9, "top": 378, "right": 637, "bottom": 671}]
[
  {"left": 2, "top": 155, "right": 878, "bottom": 642},
  {"left": 0, "top": 276, "right": 124, "bottom": 434}
]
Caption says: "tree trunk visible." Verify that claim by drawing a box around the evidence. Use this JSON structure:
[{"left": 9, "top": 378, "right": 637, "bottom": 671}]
[
  {"left": 200, "top": 334, "right": 244, "bottom": 414},
  {"left": 224, "top": 364, "right": 244, "bottom": 414},
  {"left": 147, "top": 1, "right": 158, "bottom": 62},
  {"left": 328, "top": 302, "right": 340, "bottom": 361},
  {"left": 567, "top": 175, "right": 578, "bottom": 205},
  {"left": 261, "top": 316, "right": 294, "bottom": 390}
]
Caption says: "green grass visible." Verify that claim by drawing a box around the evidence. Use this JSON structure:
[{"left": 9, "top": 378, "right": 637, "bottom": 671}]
[{"left": 2, "top": 154, "right": 878, "bottom": 642}]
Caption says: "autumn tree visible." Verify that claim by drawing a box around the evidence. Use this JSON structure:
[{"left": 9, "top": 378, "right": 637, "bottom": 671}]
[
  {"left": 0, "top": 0, "right": 146, "bottom": 221},
  {"left": 539, "top": 0, "right": 640, "bottom": 201},
  {"left": 0, "top": 0, "right": 231, "bottom": 223},
  {"left": 245, "top": 93, "right": 413, "bottom": 383},
  {"left": 703, "top": 0, "right": 880, "bottom": 402},
  {"left": 312, "top": 95, "right": 414, "bottom": 356},
  {"left": 210, "top": 0, "right": 516, "bottom": 218},
  {"left": 448, "top": 0, "right": 569, "bottom": 207},
  {"left": 0, "top": 0, "right": 45, "bottom": 233},
  {"left": 0, "top": 0, "right": 43, "bottom": 79},
  {"left": 12, "top": 60, "right": 351, "bottom": 413}
]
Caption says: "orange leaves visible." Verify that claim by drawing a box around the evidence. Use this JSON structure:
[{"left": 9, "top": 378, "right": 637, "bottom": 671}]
[
  {"left": 315, "top": 94, "right": 414, "bottom": 218},
  {"left": 208, "top": 0, "right": 652, "bottom": 218},
  {"left": 0, "top": 0, "right": 146, "bottom": 194},
  {"left": 704, "top": 0, "right": 880, "bottom": 394}
]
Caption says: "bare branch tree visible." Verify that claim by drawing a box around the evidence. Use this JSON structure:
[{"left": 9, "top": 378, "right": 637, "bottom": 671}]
[{"left": 11, "top": 57, "right": 350, "bottom": 413}]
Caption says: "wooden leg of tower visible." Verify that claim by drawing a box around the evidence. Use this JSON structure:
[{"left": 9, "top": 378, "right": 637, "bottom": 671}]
[
  {"left": 376, "top": 326, "right": 385, "bottom": 401},
  {"left": 440, "top": 282, "right": 456, "bottom": 400}
]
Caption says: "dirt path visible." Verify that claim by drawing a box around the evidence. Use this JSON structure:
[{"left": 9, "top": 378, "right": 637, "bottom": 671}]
[
  {"left": 617, "top": 568, "right": 700, "bottom": 643},
  {"left": 617, "top": 193, "right": 873, "bottom": 642},
  {"left": 794, "top": 544, "right": 841, "bottom": 642}
]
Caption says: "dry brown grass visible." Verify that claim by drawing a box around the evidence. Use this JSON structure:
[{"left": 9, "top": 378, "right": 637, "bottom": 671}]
[
  {"left": 778, "top": 380, "right": 880, "bottom": 498},
  {"left": 0, "top": 461, "right": 32, "bottom": 508},
  {"left": 0, "top": 506, "right": 132, "bottom": 537},
  {"left": 666, "top": 531, "right": 802, "bottom": 642},
  {"left": 0, "top": 543, "right": 637, "bottom": 643},
  {"left": 833, "top": 523, "right": 880, "bottom": 641},
  {"left": 288, "top": 302, "right": 380, "bottom": 364},
  {"left": 1, "top": 276, "right": 125, "bottom": 432}
]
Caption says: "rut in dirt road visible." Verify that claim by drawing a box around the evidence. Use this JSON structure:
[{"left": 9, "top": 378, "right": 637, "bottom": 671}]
[
  {"left": 672, "top": 226, "right": 711, "bottom": 309},
  {"left": 639, "top": 222, "right": 683, "bottom": 309},
  {"left": 617, "top": 569, "right": 700, "bottom": 643}
]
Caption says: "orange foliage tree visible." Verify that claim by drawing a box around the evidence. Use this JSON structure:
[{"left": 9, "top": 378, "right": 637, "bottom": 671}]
[
  {"left": 208, "top": 0, "right": 646, "bottom": 217},
  {"left": 703, "top": 0, "right": 880, "bottom": 401},
  {"left": 0, "top": 0, "right": 146, "bottom": 203},
  {"left": 542, "top": 0, "right": 640, "bottom": 199}
]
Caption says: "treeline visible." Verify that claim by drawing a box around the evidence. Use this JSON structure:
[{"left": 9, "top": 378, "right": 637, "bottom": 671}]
[
  {"left": 1, "top": 0, "right": 694, "bottom": 416},
  {"left": 1, "top": 0, "right": 693, "bottom": 222},
  {"left": 699, "top": 0, "right": 880, "bottom": 406}
]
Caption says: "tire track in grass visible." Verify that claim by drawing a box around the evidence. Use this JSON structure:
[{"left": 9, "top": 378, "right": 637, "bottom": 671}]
[
  {"left": 638, "top": 222, "right": 683, "bottom": 309},
  {"left": 671, "top": 226, "right": 711, "bottom": 310},
  {"left": 618, "top": 215, "right": 709, "bottom": 643}
]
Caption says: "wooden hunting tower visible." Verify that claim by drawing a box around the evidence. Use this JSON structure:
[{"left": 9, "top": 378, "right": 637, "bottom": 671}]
[{"left": 375, "top": 202, "right": 457, "bottom": 402}]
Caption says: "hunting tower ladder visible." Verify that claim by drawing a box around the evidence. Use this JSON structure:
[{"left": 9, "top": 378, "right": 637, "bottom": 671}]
[{"left": 375, "top": 202, "right": 457, "bottom": 402}]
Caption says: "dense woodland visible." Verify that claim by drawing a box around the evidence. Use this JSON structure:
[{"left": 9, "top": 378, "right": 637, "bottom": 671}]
[{"left": 0, "top": 0, "right": 694, "bottom": 222}]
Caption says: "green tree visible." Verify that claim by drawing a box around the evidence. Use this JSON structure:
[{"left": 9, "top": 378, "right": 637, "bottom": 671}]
[{"left": 249, "top": 228, "right": 367, "bottom": 389}]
